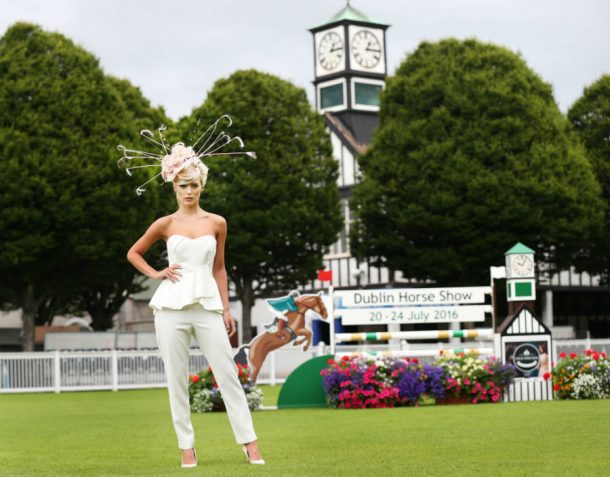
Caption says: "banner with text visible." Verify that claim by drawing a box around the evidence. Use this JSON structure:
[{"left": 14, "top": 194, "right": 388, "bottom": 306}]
[
  {"left": 335, "top": 287, "right": 490, "bottom": 307},
  {"left": 338, "top": 304, "right": 492, "bottom": 325},
  {"left": 334, "top": 287, "right": 492, "bottom": 325}
]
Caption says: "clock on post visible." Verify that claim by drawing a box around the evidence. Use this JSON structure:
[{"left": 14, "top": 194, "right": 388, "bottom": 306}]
[{"left": 505, "top": 242, "right": 536, "bottom": 312}]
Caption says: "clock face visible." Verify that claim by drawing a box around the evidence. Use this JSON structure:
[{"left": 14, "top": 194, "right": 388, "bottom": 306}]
[
  {"left": 318, "top": 31, "right": 344, "bottom": 71},
  {"left": 351, "top": 30, "right": 382, "bottom": 68},
  {"left": 511, "top": 254, "right": 534, "bottom": 277}
]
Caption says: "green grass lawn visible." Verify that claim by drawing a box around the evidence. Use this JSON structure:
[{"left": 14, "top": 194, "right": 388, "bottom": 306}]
[{"left": 1, "top": 386, "right": 609, "bottom": 477}]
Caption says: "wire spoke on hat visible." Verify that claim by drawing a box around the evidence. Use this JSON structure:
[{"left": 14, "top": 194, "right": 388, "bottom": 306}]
[{"left": 117, "top": 115, "right": 256, "bottom": 194}]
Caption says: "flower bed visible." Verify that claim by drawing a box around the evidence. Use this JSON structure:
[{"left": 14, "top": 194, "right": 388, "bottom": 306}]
[
  {"left": 320, "top": 353, "right": 516, "bottom": 408},
  {"left": 188, "top": 363, "right": 263, "bottom": 412},
  {"left": 320, "top": 355, "right": 445, "bottom": 408},
  {"left": 436, "top": 351, "right": 515, "bottom": 404},
  {"left": 544, "top": 349, "right": 609, "bottom": 400}
]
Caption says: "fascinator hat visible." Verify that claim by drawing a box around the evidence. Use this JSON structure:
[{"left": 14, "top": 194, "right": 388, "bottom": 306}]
[{"left": 117, "top": 115, "right": 256, "bottom": 195}]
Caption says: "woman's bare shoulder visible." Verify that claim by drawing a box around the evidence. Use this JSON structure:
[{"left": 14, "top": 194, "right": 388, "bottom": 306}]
[
  {"left": 149, "top": 215, "right": 174, "bottom": 235},
  {"left": 206, "top": 212, "right": 226, "bottom": 225},
  {"left": 206, "top": 212, "right": 227, "bottom": 233}
]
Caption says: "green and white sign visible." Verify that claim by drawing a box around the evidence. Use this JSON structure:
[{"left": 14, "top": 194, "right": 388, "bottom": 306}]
[{"left": 507, "top": 279, "right": 536, "bottom": 301}]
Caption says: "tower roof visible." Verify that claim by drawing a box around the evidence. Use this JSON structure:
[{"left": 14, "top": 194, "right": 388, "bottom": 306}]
[
  {"left": 310, "top": 4, "right": 389, "bottom": 30},
  {"left": 505, "top": 242, "right": 536, "bottom": 255}
]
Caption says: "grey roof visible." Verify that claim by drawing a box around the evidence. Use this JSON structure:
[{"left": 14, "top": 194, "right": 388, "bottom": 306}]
[{"left": 325, "top": 111, "right": 379, "bottom": 156}]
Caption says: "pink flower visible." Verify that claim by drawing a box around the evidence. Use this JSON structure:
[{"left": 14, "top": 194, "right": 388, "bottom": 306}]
[
  {"left": 491, "top": 394, "right": 499, "bottom": 402},
  {"left": 161, "top": 143, "right": 196, "bottom": 181},
  {"left": 464, "top": 379, "right": 471, "bottom": 385}
]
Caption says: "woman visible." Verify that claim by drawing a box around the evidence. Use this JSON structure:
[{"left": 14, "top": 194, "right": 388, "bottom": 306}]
[
  {"left": 537, "top": 342, "right": 550, "bottom": 377},
  {"left": 126, "top": 142, "right": 264, "bottom": 468}
]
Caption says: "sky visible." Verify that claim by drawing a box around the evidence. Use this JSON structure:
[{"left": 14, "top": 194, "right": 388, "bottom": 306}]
[{"left": 1, "top": 0, "right": 609, "bottom": 120}]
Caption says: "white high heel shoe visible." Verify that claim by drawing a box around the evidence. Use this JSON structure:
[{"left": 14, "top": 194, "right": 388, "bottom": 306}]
[
  {"left": 242, "top": 445, "right": 265, "bottom": 465},
  {"left": 181, "top": 448, "right": 197, "bottom": 468}
]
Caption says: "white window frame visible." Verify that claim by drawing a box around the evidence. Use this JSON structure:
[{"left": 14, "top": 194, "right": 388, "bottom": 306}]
[
  {"left": 350, "top": 77, "right": 385, "bottom": 112},
  {"left": 318, "top": 78, "right": 347, "bottom": 113}
]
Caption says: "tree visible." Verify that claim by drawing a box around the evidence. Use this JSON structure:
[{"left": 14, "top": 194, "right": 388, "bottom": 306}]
[
  {"left": 568, "top": 75, "right": 610, "bottom": 283},
  {"left": 73, "top": 76, "right": 170, "bottom": 330},
  {"left": 0, "top": 23, "right": 158, "bottom": 348},
  {"left": 350, "top": 39, "right": 604, "bottom": 286},
  {"left": 178, "top": 69, "right": 342, "bottom": 342}
]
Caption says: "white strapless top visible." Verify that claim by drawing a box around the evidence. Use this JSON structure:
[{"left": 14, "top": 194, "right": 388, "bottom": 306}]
[{"left": 149, "top": 234, "right": 223, "bottom": 313}]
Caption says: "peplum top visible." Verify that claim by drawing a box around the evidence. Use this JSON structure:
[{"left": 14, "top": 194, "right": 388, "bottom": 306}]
[{"left": 149, "top": 234, "right": 223, "bottom": 313}]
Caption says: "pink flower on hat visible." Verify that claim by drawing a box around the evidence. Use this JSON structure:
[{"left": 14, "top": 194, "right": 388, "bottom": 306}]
[{"left": 161, "top": 143, "right": 197, "bottom": 182}]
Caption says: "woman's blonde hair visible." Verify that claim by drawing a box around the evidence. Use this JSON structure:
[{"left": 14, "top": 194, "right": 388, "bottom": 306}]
[{"left": 174, "top": 160, "right": 209, "bottom": 188}]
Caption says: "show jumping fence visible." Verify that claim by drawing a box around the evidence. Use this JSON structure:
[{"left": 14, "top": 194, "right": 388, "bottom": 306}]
[{"left": 333, "top": 328, "right": 495, "bottom": 359}]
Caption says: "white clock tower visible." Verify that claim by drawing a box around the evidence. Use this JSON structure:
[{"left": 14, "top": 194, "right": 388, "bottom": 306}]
[
  {"left": 310, "top": 3, "right": 389, "bottom": 113},
  {"left": 309, "top": 4, "right": 392, "bottom": 289},
  {"left": 505, "top": 242, "right": 536, "bottom": 314}
]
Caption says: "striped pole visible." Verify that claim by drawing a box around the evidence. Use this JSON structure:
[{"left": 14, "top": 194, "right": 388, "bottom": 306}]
[
  {"left": 334, "top": 328, "right": 494, "bottom": 343},
  {"left": 334, "top": 347, "right": 494, "bottom": 359}
]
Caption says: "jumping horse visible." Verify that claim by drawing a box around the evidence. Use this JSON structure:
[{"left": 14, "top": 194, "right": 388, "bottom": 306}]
[{"left": 234, "top": 292, "right": 328, "bottom": 383}]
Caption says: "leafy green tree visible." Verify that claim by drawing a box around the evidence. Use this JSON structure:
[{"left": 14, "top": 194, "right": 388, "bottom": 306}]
[
  {"left": 73, "top": 76, "right": 170, "bottom": 330},
  {"left": 351, "top": 39, "right": 604, "bottom": 286},
  {"left": 178, "top": 69, "right": 342, "bottom": 342},
  {"left": 568, "top": 75, "right": 610, "bottom": 283},
  {"left": 0, "top": 23, "right": 158, "bottom": 348}
]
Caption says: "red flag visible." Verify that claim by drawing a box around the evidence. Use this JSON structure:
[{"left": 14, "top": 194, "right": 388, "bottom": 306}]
[{"left": 317, "top": 270, "right": 333, "bottom": 282}]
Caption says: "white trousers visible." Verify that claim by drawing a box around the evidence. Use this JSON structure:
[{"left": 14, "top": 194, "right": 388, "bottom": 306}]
[{"left": 154, "top": 304, "right": 257, "bottom": 449}]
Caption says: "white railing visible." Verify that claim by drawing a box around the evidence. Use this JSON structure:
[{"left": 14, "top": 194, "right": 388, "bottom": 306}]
[
  {"left": 553, "top": 339, "right": 610, "bottom": 358},
  {"left": 2, "top": 338, "right": 609, "bottom": 394},
  {"left": 0, "top": 348, "right": 321, "bottom": 394}
]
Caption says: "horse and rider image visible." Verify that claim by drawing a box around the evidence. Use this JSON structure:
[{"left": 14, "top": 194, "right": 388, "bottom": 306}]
[{"left": 233, "top": 291, "right": 328, "bottom": 383}]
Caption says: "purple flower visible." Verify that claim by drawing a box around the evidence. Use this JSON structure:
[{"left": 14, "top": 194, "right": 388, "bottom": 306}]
[
  {"left": 396, "top": 366, "right": 427, "bottom": 403},
  {"left": 423, "top": 365, "right": 445, "bottom": 399}
]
